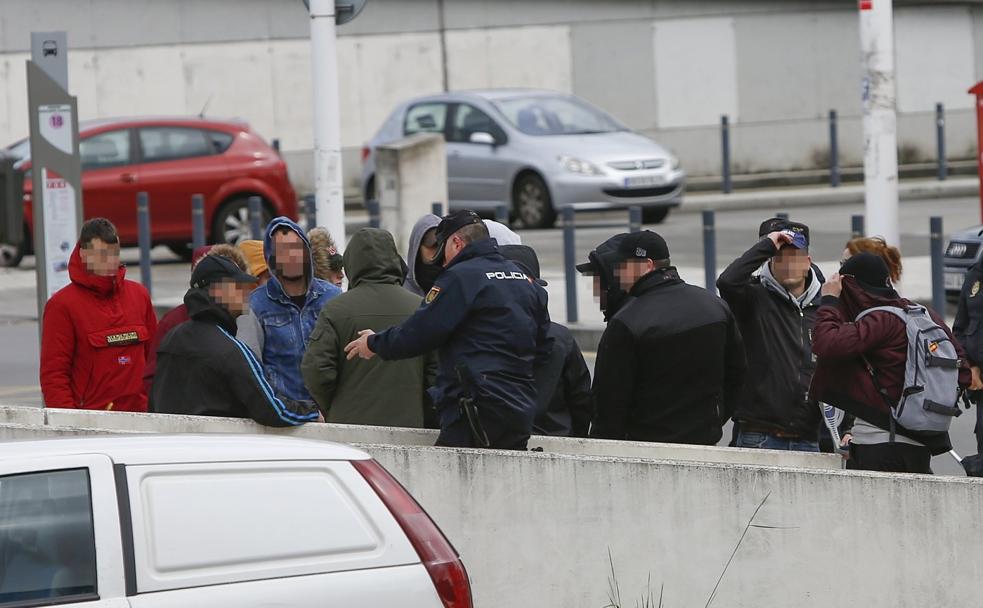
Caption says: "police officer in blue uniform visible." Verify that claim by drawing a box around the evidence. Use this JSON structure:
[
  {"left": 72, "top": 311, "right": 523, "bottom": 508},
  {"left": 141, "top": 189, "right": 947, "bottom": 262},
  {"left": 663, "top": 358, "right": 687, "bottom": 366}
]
[
  {"left": 953, "top": 264, "right": 983, "bottom": 455},
  {"left": 344, "top": 210, "right": 550, "bottom": 449}
]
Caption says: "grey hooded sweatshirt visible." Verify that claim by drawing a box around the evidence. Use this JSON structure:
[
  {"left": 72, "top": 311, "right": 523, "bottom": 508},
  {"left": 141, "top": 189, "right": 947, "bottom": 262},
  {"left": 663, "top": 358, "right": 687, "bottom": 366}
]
[{"left": 404, "top": 214, "right": 441, "bottom": 297}]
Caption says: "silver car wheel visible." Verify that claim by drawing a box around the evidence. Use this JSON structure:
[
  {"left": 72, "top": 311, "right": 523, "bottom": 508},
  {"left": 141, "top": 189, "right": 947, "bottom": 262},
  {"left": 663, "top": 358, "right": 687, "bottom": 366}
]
[{"left": 223, "top": 206, "right": 252, "bottom": 245}]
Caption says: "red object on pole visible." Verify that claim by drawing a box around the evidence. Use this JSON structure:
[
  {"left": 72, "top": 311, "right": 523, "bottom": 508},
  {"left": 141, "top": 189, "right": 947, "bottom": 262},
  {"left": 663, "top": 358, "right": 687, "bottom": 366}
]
[{"left": 970, "top": 81, "right": 983, "bottom": 223}]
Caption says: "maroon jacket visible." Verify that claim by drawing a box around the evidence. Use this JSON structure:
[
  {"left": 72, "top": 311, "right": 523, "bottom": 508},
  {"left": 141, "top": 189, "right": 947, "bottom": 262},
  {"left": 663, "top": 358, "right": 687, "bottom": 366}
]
[{"left": 810, "top": 277, "right": 970, "bottom": 454}]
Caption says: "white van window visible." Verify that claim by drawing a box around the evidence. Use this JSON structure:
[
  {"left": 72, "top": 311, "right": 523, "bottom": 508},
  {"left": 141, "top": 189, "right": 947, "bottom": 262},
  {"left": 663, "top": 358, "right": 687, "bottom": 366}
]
[{"left": 0, "top": 469, "right": 98, "bottom": 605}]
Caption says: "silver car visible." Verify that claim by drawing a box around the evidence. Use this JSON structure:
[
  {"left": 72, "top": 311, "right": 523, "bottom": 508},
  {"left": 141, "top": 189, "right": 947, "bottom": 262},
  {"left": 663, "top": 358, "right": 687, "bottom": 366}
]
[{"left": 360, "top": 89, "right": 686, "bottom": 229}]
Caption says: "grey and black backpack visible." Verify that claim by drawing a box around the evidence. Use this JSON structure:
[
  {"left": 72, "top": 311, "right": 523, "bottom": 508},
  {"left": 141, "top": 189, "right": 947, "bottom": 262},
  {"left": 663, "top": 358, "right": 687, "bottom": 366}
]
[{"left": 855, "top": 305, "right": 963, "bottom": 436}]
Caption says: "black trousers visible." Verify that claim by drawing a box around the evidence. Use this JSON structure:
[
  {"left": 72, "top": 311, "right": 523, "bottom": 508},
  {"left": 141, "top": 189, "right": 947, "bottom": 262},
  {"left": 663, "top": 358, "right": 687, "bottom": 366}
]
[
  {"left": 847, "top": 442, "right": 932, "bottom": 474},
  {"left": 435, "top": 415, "right": 530, "bottom": 450}
]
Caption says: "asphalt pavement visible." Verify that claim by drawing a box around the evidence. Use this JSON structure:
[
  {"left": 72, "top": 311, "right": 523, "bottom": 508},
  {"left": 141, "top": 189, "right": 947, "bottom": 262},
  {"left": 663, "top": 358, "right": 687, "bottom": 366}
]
[{"left": 1, "top": 192, "right": 980, "bottom": 474}]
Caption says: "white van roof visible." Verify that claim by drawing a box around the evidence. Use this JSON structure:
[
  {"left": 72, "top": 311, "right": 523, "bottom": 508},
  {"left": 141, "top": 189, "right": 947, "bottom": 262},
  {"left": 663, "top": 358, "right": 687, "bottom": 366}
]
[{"left": 0, "top": 434, "right": 371, "bottom": 465}]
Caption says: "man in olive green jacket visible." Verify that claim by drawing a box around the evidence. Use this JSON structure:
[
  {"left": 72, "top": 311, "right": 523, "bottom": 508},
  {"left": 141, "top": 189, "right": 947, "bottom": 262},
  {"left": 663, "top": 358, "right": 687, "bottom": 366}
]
[{"left": 301, "top": 228, "right": 437, "bottom": 427}]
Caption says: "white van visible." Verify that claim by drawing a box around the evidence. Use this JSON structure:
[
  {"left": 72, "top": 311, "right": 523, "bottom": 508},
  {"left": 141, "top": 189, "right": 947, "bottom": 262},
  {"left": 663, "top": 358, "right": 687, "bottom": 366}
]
[{"left": 0, "top": 435, "right": 471, "bottom": 608}]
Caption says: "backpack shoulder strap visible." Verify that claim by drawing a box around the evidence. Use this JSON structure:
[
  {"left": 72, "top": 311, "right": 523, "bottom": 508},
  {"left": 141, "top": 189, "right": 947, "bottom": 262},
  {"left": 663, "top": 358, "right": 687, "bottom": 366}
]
[{"left": 854, "top": 305, "right": 907, "bottom": 323}]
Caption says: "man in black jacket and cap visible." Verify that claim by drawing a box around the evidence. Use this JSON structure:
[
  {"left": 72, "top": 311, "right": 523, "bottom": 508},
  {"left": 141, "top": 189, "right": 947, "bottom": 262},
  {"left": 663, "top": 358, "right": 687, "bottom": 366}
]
[
  {"left": 151, "top": 255, "right": 322, "bottom": 426},
  {"left": 716, "top": 218, "right": 825, "bottom": 452},
  {"left": 579, "top": 231, "right": 747, "bottom": 445}
]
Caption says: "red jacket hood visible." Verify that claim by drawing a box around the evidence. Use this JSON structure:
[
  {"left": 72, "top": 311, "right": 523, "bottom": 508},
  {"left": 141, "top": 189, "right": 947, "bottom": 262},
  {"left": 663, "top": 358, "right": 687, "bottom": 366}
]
[{"left": 68, "top": 243, "right": 127, "bottom": 297}]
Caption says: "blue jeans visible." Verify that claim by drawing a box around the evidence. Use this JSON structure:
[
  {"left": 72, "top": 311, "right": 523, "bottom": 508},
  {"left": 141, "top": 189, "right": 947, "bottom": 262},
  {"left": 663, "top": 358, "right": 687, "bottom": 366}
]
[{"left": 737, "top": 430, "right": 820, "bottom": 453}]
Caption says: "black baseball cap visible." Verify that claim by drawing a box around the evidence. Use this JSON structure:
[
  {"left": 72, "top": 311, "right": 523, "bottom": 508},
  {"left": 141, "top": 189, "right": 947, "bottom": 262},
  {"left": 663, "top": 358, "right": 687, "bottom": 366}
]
[
  {"left": 190, "top": 255, "right": 258, "bottom": 289},
  {"left": 431, "top": 209, "right": 484, "bottom": 264},
  {"left": 616, "top": 230, "right": 670, "bottom": 262},
  {"left": 840, "top": 252, "right": 895, "bottom": 296},
  {"left": 576, "top": 233, "right": 628, "bottom": 275},
  {"left": 501, "top": 245, "right": 547, "bottom": 286},
  {"left": 759, "top": 217, "right": 810, "bottom": 248}
]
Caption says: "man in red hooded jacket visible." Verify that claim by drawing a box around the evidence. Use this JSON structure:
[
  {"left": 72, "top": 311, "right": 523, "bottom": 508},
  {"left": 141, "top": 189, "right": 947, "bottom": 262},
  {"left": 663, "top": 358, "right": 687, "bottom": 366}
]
[{"left": 40, "top": 218, "right": 158, "bottom": 411}]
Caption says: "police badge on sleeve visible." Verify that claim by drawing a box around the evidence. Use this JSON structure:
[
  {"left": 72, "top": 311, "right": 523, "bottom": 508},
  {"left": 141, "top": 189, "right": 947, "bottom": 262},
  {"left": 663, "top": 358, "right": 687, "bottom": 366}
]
[{"left": 425, "top": 286, "right": 441, "bottom": 304}]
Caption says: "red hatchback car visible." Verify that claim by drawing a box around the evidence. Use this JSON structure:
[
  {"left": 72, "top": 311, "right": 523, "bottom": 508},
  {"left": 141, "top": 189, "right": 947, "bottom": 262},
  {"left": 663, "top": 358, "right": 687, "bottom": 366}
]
[{"left": 1, "top": 116, "right": 298, "bottom": 267}]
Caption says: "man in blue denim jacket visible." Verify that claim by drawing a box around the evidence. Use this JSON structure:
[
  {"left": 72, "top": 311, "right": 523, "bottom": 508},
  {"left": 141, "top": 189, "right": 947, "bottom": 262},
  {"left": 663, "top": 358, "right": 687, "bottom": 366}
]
[{"left": 237, "top": 217, "right": 342, "bottom": 402}]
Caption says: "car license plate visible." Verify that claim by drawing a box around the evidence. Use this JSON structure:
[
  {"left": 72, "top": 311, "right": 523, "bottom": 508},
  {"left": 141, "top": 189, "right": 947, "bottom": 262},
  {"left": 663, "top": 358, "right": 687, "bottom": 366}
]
[
  {"left": 945, "top": 271, "right": 966, "bottom": 291},
  {"left": 624, "top": 174, "right": 666, "bottom": 188}
]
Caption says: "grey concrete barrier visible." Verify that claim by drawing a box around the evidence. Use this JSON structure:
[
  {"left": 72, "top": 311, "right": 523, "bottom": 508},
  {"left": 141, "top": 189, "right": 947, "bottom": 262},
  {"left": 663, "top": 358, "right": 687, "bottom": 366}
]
[
  {"left": 366, "top": 443, "right": 983, "bottom": 607},
  {"left": 24, "top": 406, "right": 839, "bottom": 470},
  {"left": 0, "top": 415, "right": 974, "bottom": 605}
]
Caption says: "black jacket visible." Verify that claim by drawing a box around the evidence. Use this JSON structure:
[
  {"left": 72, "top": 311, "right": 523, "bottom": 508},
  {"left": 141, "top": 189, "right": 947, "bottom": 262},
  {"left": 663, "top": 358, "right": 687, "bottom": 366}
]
[
  {"left": 150, "top": 288, "right": 321, "bottom": 426},
  {"left": 590, "top": 268, "right": 747, "bottom": 445},
  {"left": 953, "top": 262, "right": 983, "bottom": 366},
  {"left": 532, "top": 322, "right": 592, "bottom": 437},
  {"left": 716, "top": 239, "right": 823, "bottom": 439},
  {"left": 369, "top": 238, "right": 551, "bottom": 429}
]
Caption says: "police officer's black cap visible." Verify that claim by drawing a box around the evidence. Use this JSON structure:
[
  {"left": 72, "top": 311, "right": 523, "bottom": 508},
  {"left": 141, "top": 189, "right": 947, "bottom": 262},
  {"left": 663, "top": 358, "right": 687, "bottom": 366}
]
[
  {"left": 501, "top": 245, "right": 547, "bottom": 286},
  {"left": 430, "top": 209, "right": 484, "bottom": 264},
  {"left": 615, "top": 230, "right": 670, "bottom": 262},
  {"left": 190, "top": 255, "right": 258, "bottom": 289},
  {"left": 758, "top": 217, "right": 810, "bottom": 247}
]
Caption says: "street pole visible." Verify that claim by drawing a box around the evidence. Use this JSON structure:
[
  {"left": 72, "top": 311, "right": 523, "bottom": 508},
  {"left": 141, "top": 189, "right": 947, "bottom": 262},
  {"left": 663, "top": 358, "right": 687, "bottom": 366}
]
[
  {"left": 309, "top": 0, "right": 346, "bottom": 249},
  {"left": 859, "top": 0, "right": 900, "bottom": 246}
]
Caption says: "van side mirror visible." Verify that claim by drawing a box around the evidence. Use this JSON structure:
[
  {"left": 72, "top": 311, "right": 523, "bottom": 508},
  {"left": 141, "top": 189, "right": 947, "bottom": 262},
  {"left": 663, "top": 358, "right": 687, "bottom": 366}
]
[{"left": 469, "top": 132, "right": 496, "bottom": 146}]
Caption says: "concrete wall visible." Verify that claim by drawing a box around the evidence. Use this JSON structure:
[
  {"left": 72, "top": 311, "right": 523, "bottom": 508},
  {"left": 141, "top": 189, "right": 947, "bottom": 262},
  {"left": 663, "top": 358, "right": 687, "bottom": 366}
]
[
  {"left": 0, "top": 0, "right": 981, "bottom": 196},
  {"left": 0, "top": 405, "right": 841, "bottom": 470},
  {"left": 0, "top": 412, "right": 980, "bottom": 606}
]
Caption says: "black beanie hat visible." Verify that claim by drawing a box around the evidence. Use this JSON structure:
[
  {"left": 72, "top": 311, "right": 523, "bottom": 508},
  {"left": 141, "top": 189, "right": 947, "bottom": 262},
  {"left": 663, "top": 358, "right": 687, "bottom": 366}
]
[{"left": 840, "top": 252, "right": 894, "bottom": 295}]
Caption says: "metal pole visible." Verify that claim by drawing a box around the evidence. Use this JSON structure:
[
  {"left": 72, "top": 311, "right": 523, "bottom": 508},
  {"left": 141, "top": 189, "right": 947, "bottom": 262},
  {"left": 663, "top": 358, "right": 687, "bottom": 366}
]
[
  {"left": 936, "top": 102, "right": 947, "bottom": 181},
  {"left": 137, "top": 192, "right": 153, "bottom": 297},
  {"left": 367, "top": 199, "right": 381, "bottom": 229},
  {"left": 309, "top": 0, "right": 346, "bottom": 249},
  {"left": 930, "top": 216, "right": 945, "bottom": 314},
  {"left": 829, "top": 109, "right": 841, "bottom": 187},
  {"left": 272, "top": 138, "right": 281, "bottom": 154},
  {"left": 562, "top": 206, "right": 578, "bottom": 324},
  {"left": 304, "top": 195, "right": 317, "bottom": 231},
  {"left": 191, "top": 194, "right": 206, "bottom": 251},
  {"left": 432, "top": 202, "right": 443, "bottom": 217},
  {"left": 495, "top": 203, "right": 509, "bottom": 225},
  {"left": 248, "top": 195, "right": 263, "bottom": 240},
  {"left": 703, "top": 210, "right": 717, "bottom": 295},
  {"left": 859, "top": 0, "right": 900, "bottom": 246},
  {"left": 629, "top": 206, "right": 642, "bottom": 233},
  {"left": 721, "top": 115, "right": 732, "bottom": 194},
  {"left": 851, "top": 215, "right": 865, "bottom": 239}
]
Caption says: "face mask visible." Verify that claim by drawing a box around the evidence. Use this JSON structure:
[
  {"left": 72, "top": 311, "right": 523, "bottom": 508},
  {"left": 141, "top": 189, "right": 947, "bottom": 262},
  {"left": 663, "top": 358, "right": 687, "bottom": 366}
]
[
  {"left": 415, "top": 260, "right": 444, "bottom": 292},
  {"left": 588, "top": 251, "right": 629, "bottom": 322}
]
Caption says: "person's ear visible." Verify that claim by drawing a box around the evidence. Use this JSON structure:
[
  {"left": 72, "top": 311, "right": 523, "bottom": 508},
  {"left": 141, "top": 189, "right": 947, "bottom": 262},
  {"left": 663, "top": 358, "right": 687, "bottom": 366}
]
[{"left": 647, "top": 259, "right": 657, "bottom": 272}]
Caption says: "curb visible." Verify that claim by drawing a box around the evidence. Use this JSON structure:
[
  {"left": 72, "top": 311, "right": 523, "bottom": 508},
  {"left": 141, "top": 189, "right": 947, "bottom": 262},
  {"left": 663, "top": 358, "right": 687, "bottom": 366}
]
[{"left": 677, "top": 178, "right": 978, "bottom": 215}]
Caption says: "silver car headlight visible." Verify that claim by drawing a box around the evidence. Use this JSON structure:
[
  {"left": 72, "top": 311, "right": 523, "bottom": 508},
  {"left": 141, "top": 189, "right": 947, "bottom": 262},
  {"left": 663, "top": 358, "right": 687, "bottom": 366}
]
[
  {"left": 558, "top": 155, "right": 605, "bottom": 176},
  {"left": 670, "top": 154, "right": 681, "bottom": 170}
]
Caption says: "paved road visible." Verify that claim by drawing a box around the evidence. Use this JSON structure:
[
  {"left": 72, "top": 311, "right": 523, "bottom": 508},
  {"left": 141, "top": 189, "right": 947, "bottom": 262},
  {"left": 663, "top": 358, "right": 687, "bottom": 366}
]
[{"left": 1, "top": 195, "right": 979, "bottom": 473}]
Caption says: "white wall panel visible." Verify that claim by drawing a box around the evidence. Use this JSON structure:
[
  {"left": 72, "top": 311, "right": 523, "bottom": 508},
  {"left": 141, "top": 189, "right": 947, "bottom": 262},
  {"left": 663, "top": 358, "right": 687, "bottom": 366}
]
[
  {"left": 895, "top": 6, "right": 975, "bottom": 112},
  {"left": 0, "top": 53, "right": 29, "bottom": 144},
  {"left": 338, "top": 32, "right": 444, "bottom": 148},
  {"left": 654, "top": 17, "right": 739, "bottom": 128},
  {"left": 446, "top": 25, "right": 572, "bottom": 92}
]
